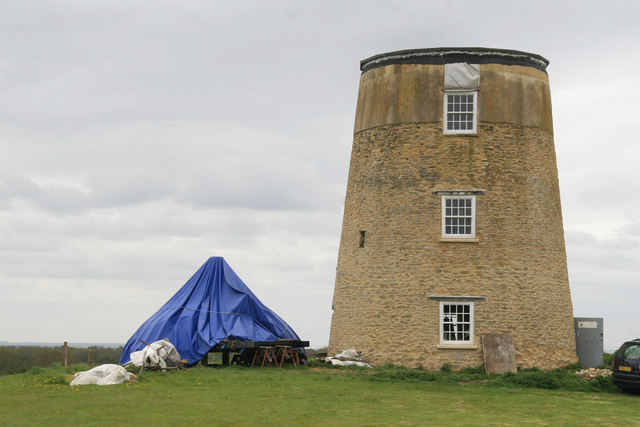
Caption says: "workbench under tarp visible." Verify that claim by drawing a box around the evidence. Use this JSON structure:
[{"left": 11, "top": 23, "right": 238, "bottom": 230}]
[{"left": 205, "top": 339, "right": 309, "bottom": 366}]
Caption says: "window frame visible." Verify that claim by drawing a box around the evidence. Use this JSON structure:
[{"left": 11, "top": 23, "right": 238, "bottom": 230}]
[
  {"left": 441, "top": 195, "right": 476, "bottom": 239},
  {"left": 443, "top": 90, "right": 478, "bottom": 135},
  {"left": 439, "top": 301, "right": 475, "bottom": 345}
]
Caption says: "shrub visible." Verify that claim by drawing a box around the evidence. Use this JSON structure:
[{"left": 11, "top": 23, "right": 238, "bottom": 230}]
[
  {"left": 562, "top": 362, "right": 583, "bottom": 372},
  {"left": 586, "top": 375, "right": 618, "bottom": 393},
  {"left": 370, "top": 364, "right": 490, "bottom": 384},
  {"left": 493, "top": 371, "right": 562, "bottom": 390},
  {"left": 371, "top": 367, "right": 440, "bottom": 382},
  {"left": 459, "top": 365, "right": 485, "bottom": 375},
  {"left": 600, "top": 352, "right": 614, "bottom": 369}
]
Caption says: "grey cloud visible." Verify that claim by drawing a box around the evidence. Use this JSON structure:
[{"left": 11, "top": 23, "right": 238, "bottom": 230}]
[
  {"left": 566, "top": 230, "right": 640, "bottom": 271},
  {"left": 0, "top": 145, "right": 342, "bottom": 215},
  {"left": 620, "top": 222, "right": 640, "bottom": 238},
  {"left": 0, "top": 172, "right": 91, "bottom": 213}
]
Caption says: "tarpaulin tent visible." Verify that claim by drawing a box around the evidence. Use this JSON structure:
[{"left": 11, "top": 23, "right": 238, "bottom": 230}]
[{"left": 119, "top": 257, "right": 301, "bottom": 364}]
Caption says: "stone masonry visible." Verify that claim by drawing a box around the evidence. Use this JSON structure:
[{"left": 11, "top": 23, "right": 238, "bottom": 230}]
[{"left": 328, "top": 48, "right": 578, "bottom": 370}]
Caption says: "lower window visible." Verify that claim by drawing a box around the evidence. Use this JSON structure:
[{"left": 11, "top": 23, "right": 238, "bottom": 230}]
[{"left": 440, "top": 302, "right": 474, "bottom": 344}]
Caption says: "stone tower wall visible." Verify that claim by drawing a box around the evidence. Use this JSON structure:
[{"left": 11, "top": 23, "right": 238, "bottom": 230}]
[{"left": 329, "top": 50, "right": 577, "bottom": 370}]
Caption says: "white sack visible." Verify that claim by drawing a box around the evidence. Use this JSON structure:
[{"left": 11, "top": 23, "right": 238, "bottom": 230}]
[
  {"left": 130, "top": 339, "right": 181, "bottom": 369},
  {"left": 335, "top": 349, "right": 363, "bottom": 362},
  {"left": 325, "top": 349, "right": 372, "bottom": 367},
  {"left": 70, "top": 364, "right": 131, "bottom": 386},
  {"left": 326, "top": 357, "right": 372, "bottom": 368},
  {"left": 444, "top": 63, "right": 480, "bottom": 89}
]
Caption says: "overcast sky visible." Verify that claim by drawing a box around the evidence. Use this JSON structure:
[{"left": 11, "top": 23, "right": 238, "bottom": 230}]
[{"left": 1, "top": 0, "right": 638, "bottom": 353}]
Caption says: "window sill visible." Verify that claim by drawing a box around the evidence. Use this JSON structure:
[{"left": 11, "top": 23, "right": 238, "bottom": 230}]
[
  {"left": 439, "top": 238, "right": 479, "bottom": 243},
  {"left": 437, "top": 345, "right": 478, "bottom": 350},
  {"left": 442, "top": 133, "right": 478, "bottom": 137}
]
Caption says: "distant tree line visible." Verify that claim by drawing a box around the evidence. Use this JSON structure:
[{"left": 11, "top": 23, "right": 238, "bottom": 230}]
[{"left": 0, "top": 345, "right": 123, "bottom": 376}]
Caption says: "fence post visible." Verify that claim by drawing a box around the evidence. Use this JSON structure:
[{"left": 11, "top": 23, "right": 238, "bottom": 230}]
[
  {"left": 64, "top": 341, "right": 68, "bottom": 367},
  {"left": 88, "top": 348, "right": 93, "bottom": 365}
]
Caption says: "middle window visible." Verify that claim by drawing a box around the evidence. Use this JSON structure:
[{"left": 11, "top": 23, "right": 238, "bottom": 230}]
[{"left": 442, "top": 195, "right": 476, "bottom": 238}]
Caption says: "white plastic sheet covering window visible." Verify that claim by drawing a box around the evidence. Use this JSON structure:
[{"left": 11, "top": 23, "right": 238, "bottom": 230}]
[
  {"left": 129, "top": 339, "right": 181, "bottom": 369},
  {"left": 70, "top": 364, "right": 132, "bottom": 386},
  {"left": 444, "top": 63, "right": 480, "bottom": 89}
]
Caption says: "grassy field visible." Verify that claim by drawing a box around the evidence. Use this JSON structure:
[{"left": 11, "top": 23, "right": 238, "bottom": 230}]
[{"left": 1, "top": 363, "right": 639, "bottom": 426}]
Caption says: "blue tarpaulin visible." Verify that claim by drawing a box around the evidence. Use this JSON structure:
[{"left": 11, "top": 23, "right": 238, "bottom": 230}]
[{"left": 119, "top": 257, "right": 301, "bottom": 364}]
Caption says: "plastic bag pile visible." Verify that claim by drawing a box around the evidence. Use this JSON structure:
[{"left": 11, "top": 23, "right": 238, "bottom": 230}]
[{"left": 129, "top": 339, "right": 181, "bottom": 369}]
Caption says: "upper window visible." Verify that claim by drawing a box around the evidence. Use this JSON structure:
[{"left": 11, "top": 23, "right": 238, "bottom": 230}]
[
  {"left": 442, "top": 195, "right": 475, "bottom": 238},
  {"left": 440, "top": 302, "right": 474, "bottom": 345},
  {"left": 444, "top": 90, "right": 477, "bottom": 135}
]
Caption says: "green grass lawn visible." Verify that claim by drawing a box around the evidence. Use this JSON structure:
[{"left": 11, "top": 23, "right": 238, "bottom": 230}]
[{"left": 1, "top": 364, "right": 638, "bottom": 426}]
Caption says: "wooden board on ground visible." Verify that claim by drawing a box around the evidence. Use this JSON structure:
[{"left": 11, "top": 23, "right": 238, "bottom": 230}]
[{"left": 482, "top": 333, "right": 517, "bottom": 374}]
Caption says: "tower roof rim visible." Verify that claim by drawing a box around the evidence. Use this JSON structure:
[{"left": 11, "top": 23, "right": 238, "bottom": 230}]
[{"left": 360, "top": 47, "right": 549, "bottom": 73}]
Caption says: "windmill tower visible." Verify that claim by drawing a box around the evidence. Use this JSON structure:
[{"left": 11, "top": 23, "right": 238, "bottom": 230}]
[{"left": 328, "top": 48, "right": 577, "bottom": 370}]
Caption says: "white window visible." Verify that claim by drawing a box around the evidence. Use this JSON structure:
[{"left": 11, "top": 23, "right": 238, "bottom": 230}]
[
  {"left": 440, "top": 302, "right": 474, "bottom": 344},
  {"left": 444, "top": 90, "right": 477, "bottom": 134},
  {"left": 442, "top": 195, "right": 475, "bottom": 238}
]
